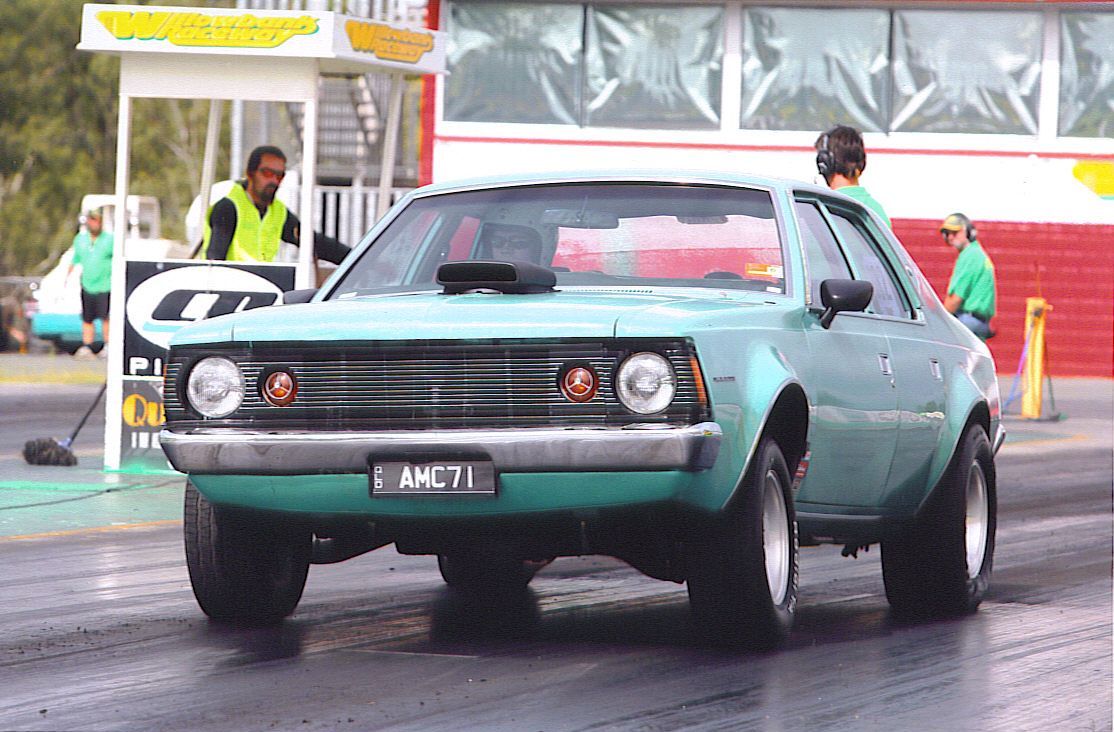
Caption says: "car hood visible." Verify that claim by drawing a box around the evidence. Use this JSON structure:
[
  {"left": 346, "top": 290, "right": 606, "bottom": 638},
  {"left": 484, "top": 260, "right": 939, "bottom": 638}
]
[{"left": 170, "top": 289, "right": 767, "bottom": 346}]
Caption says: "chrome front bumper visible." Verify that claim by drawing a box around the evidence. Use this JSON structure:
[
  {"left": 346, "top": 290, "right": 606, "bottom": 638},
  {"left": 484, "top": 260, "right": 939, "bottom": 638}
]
[{"left": 160, "top": 422, "right": 723, "bottom": 475}]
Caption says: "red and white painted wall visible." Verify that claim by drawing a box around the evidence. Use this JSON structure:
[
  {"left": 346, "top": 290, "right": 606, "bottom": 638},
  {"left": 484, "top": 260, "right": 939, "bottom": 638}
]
[{"left": 418, "top": 0, "right": 1114, "bottom": 376}]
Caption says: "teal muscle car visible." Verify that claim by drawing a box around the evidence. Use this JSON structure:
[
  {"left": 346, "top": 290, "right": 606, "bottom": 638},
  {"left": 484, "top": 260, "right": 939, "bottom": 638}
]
[{"left": 161, "top": 172, "right": 1002, "bottom": 649}]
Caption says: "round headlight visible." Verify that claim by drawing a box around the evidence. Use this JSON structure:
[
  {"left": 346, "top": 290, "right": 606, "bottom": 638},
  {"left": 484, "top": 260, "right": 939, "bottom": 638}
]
[
  {"left": 186, "top": 356, "right": 244, "bottom": 418},
  {"left": 616, "top": 352, "right": 676, "bottom": 414}
]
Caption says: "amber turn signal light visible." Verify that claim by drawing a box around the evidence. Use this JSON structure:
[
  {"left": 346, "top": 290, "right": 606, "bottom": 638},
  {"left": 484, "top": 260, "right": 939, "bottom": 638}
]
[
  {"left": 262, "top": 370, "right": 298, "bottom": 407},
  {"left": 560, "top": 365, "right": 599, "bottom": 403}
]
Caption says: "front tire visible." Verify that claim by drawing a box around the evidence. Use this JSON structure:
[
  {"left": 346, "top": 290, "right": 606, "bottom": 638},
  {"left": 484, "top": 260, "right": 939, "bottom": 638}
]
[
  {"left": 687, "top": 437, "right": 799, "bottom": 650},
  {"left": 184, "top": 480, "right": 311, "bottom": 624},
  {"left": 882, "top": 424, "right": 997, "bottom": 618}
]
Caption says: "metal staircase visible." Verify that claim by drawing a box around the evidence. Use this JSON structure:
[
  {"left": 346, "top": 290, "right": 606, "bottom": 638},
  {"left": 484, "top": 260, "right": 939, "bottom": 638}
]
[{"left": 280, "top": 74, "right": 419, "bottom": 186}]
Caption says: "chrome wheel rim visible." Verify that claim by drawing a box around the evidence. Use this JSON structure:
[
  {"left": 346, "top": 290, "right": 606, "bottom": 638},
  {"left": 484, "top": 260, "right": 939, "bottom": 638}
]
[
  {"left": 965, "top": 462, "right": 989, "bottom": 580},
  {"left": 762, "top": 470, "right": 790, "bottom": 605}
]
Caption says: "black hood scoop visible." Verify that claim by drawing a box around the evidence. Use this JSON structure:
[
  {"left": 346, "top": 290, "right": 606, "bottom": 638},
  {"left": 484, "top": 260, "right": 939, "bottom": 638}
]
[{"left": 437, "top": 261, "right": 557, "bottom": 295}]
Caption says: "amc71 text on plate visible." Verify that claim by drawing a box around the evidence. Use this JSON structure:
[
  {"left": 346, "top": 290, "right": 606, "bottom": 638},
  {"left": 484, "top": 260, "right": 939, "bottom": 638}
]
[{"left": 371, "top": 460, "right": 497, "bottom": 496}]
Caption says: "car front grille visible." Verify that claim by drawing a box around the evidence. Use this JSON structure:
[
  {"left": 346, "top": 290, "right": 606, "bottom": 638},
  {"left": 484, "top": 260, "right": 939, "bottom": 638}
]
[{"left": 164, "top": 339, "right": 706, "bottom": 429}]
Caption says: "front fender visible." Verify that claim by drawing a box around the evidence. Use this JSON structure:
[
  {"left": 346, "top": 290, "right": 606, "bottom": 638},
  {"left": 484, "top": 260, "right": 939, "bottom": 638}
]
[{"left": 685, "top": 339, "right": 803, "bottom": 513}]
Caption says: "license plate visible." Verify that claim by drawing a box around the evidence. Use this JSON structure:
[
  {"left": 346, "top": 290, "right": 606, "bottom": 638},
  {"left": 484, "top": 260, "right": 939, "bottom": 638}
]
[{"left": 370, "top": 460, "right": 496, "bottom": 496}]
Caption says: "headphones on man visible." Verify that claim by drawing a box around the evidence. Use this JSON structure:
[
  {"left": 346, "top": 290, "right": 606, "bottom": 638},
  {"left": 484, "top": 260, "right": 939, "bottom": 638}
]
[{"left": 815, "top": 133, "right": 835, "bottom": 179}]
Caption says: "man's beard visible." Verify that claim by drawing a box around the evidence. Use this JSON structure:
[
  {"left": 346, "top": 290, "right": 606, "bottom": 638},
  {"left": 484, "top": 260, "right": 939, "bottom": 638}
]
[{"left": 260, "top": 184, "right": 278, "bottom": 204}]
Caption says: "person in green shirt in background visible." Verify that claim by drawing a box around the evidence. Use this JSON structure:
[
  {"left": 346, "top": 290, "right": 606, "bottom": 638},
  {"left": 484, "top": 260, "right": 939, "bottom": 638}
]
[
  {"left": 814, "top": 125, "right": 892, "bottom": 229},
  {"left": 941, "top": 212, "right": 996, "bottom": 341},
  {"left": 66, "top": 209, "right": 114, "bottom": 359}
]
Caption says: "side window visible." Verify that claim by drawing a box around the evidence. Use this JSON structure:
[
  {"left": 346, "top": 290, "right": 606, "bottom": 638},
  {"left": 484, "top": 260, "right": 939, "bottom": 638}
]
[
  {"left": 794, "top": 200, "right": 852, "bottom": 307},
  {"left": 410, "top": 215, "right": 478, "bottom": 282},
  {"left": 340, "top": 209, "right": 440, "bottom": 290},
  {"left": 828, "top": 210, "right": 910, "bottom": 318},
  {"left": 445, "top": 216, "right": 481, "bottom": 261}
]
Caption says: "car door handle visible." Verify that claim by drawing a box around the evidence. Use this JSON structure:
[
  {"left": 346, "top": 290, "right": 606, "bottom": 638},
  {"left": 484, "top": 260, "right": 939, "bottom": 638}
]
[{"left": 877, "top": 353, "right": 892, "bottom": 376}]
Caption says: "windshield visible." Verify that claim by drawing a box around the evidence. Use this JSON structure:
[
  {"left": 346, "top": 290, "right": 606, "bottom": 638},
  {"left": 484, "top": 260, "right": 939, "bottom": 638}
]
[{"left": 328, "top": 182, "right": 785, "bottom": 298}]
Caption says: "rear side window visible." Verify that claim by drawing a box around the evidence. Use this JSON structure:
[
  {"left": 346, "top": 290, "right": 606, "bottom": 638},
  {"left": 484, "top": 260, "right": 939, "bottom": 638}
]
[
  {"left": 794, "top": 200, "right": 852, "bottom": 307},
  {"left": 827, "top": 210, "right": 910, "bottom": 318}
]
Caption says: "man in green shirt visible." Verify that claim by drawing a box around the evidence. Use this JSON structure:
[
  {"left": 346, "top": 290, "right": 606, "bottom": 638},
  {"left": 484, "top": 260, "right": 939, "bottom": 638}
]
[
  {"left": 814, "top": 125, "right": 892, "bottom": 229},
  {"left": 66, "top": 209, "right": 114, "bottom": 358},
  {"left": 941, "top": 213, "right": 996, "bottom": 340}
]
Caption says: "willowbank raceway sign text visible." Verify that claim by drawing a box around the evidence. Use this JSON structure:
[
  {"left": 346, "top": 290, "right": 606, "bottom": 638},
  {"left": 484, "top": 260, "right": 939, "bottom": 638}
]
[
  {"left": 95, "top": 9, "right": 320, "bottom": 49},
  {"left": 79, "top": 4, "right": 445, "bottom": 74},
  {"left": 345, "top": 20, "right": 435, "bottom": 65}
]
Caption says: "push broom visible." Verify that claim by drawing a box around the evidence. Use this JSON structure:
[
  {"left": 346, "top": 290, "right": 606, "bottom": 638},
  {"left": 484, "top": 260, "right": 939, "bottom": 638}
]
[{"left": 23, "top": 382, "right": 107, "bottom": 466}]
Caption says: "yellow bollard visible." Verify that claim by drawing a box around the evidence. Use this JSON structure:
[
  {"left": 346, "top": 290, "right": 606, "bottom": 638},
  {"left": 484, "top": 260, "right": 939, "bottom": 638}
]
[{"left": 1021, "top": 297, "right": 1051, "bottom": 419}]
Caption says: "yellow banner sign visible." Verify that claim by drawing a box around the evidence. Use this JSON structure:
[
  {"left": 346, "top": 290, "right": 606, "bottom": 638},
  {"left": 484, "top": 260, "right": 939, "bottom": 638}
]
[
  {"left": 346, "top": 20, "right": 434, "bottom": 64},
  {"left": 122, "top": 393, "right": 165, "bottom": 428},
  {"left": 96, "top": 10, "right": 318, "bottom": 49},
  {"left": 1073, "top": 161, "right": 1114, "bottom": 199}
]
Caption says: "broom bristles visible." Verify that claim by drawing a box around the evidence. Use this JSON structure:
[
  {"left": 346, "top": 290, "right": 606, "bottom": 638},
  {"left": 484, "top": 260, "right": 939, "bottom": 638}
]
[{"left": 22, "top": 437, "right": 78, "bottom": 466}]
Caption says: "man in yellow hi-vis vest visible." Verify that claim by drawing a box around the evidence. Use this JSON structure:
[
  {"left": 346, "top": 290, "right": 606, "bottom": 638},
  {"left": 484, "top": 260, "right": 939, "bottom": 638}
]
[{"left": 200, "top": 146, "right": 350, "bottom": 264}]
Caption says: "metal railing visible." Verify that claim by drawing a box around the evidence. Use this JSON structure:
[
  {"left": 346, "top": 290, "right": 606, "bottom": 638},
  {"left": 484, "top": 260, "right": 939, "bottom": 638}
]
[
  {"left": 313, "top": 185, "right": 412, "bottom": 246},
  {"left": 235, "top": 0, "right": 425, "bottom": 24}
]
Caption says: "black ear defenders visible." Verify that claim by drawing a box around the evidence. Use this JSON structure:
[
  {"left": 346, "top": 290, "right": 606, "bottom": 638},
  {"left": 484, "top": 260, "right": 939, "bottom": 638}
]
[
  {"left": 943, "top": 213, "right": 977, "bottom": 241},
  {"left": 815, "top": 133, "right": 835, "bottom": 179},
  {"left": 958, "top": 214, "right": 976, "bottom": 239}
]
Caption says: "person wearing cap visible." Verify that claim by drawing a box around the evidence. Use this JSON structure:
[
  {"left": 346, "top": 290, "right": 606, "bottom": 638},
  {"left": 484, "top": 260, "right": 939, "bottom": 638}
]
[
  {"left": 814, "top": 125, "right": 892, "bottom": 229},
  {"left": 66, "top": 209, "right": 114, "bottom": 359},
  {"left": 199, "top": 145, "right": 350, "bottom": 265},
  {"left": 941, "top": 212, "right": 996, "bottom": 340}
]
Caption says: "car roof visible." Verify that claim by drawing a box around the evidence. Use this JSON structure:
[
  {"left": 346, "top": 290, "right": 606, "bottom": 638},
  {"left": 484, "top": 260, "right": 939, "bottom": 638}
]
[{"left": 412, "top": 169, "right": 834, "bottom": 199}]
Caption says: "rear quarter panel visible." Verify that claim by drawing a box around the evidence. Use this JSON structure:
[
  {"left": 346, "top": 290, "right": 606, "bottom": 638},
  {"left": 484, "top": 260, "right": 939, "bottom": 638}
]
[{"left": 886, "top": 240, "right": 1001, "bottom": 514}]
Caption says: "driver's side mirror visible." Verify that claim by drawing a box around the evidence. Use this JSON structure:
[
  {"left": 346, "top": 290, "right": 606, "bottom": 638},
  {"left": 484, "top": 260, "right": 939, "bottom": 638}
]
[
  {"left": 282, "top": 288, "right": 318, "bottom": 305},
  {"left": 819, "top": 279, "right": 873, "bottom": 329}
]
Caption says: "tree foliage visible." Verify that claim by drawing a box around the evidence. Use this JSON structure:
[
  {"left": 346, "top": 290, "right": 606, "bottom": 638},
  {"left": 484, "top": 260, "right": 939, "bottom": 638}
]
[{"left": 0, "top": 0, "right": 227, "bottom": 276}]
